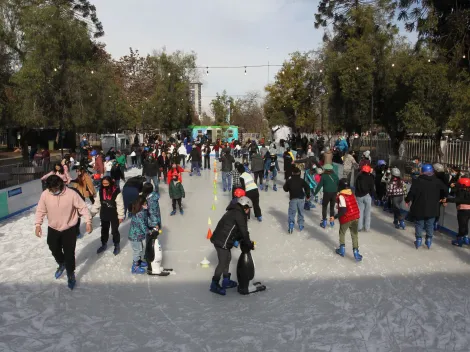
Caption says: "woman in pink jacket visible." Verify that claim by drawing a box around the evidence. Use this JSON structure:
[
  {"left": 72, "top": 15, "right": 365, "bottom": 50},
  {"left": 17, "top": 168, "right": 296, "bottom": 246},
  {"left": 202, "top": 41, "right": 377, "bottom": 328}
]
[
  {"left": 35, "top": 175, "right": 92, "bottom": 290},
  {"left": 41, "top": 163, "right": 71, "bottom": 184}
]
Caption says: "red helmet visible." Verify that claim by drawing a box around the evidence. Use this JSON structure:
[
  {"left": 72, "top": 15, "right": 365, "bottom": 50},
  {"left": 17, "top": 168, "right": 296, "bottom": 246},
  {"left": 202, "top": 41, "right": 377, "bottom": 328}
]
[
  {"left": 233, "top": 189, "right": 246, "bottom": 198},
  {"left": 93, "top": 174, "right": 101, "bottom": 181},
  {"left": 457, "top": 178, "right": 470, "bottom": 188},
  {"left": 362, "top": 165, "right": 372, "bottom": 173}
]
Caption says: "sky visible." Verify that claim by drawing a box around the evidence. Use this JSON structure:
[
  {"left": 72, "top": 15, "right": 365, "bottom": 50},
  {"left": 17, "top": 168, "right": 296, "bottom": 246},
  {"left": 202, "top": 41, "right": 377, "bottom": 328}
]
[{"left": 91, "top": 0, "right": 415, "bottom": 115}]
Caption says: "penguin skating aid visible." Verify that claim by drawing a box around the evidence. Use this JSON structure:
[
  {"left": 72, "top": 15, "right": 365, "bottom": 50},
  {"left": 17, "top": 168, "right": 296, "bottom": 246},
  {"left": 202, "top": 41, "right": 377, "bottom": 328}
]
[
  {"left": 236, "top": 242, "right": 266, "bottom": 295},
  {"left": 145, "top": 230, "right": 172, "bottom": 276}
]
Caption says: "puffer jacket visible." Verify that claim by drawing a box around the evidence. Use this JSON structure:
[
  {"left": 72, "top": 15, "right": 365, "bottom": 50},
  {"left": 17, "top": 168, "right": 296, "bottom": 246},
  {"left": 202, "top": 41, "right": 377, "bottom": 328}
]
[
  {"left": 146, "top": 191, "right": 162, "bottom": 228},
  {"left": 250, "top": 154, "right": 264, "bottom": 172},
  {"left": 169, "top": 180, "right": 185, "bottom": 199},
  {"left": 219, "top": 153, "right": 235, "bottom": 172},
  {"left": 142, "top": 159, "right": 159, "bottom": 177},
  {"left": 211, "top": 202, "right": 251, "bottom": 249},
  {"left": 405, "top": 174, "right": 448, "bottom": 218},
  {"left": 128, "top": 210, "right": 149, "bottom": 242}
]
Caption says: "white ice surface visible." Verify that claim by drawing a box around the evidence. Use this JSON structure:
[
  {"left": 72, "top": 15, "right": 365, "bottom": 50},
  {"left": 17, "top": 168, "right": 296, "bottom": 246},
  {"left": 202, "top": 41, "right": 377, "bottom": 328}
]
[{"left": 1, "top": 161, "right": 470, "bottom": 352}]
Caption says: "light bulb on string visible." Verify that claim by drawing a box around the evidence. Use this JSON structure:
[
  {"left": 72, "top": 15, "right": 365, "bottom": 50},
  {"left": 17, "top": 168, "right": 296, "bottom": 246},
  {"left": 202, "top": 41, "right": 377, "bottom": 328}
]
[
  {"left": 463, "top": 55, "right": 466, "bottom": 59},
  {"left": 391, "top": 63, "right": 395, "bottom": 67},
  {"left": 319, "top": 69, "right": 323, "bottom": 73},
  {"left": 206, "top": 67, "right": 209, "bottom": 75},
  {"left": 244, "top": 66, "right": 247, "bottom": 75},
  {"left": 168, "top": 72, "right": 171, "bottom": 77},
  {"left": 91, "top": 70, "right": 94, "bottom": 74},
  {"left": 428, "top": 59, "right": 431, "bottom": 62},
  {"left": 356, "top": 66, "right": 359, "bottom": 70}
]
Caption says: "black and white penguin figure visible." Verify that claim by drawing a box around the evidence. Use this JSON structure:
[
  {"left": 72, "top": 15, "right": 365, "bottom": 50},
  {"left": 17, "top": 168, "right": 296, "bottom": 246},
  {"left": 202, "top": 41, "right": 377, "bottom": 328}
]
[
  {"left": 236, "top": 241, "right": 266, "bottom": 295},
  {"left": 145, "top": 230, "right": 172, "bottom": 276}
]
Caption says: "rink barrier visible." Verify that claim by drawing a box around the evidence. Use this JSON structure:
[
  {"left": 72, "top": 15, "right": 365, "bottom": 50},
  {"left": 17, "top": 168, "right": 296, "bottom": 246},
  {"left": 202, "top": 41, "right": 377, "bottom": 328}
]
[{"left": 0, "top": 178, "right": 43, "bottom": 222}]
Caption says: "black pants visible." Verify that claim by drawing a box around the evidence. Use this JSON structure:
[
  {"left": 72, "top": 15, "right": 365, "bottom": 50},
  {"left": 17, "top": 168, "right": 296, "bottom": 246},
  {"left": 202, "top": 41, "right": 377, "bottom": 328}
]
[
  {"left": 214, "top": 246, "right": 231, "bottom": 281},
  {"left": 204, "top": 155, "right": 210, "bottom": 169},
  {"left": 47, "top": 226, "right": 77, "bottom": 273},
  {"left": 253, "top": 171, "right": 264, "bottom": 185},
  {"left": 284, "top": 167, "right": 292, "bottom": 180},
  {"left": 246, "top": 189, "right": 261, "bottom": 218},
  {"left": 180, "top": 155, "right": 186, "bottom": 167},
  {"left": 101, "top": 218, "right": 120, "bottom": 245},
  {"left": 457, "top": 209, "right": 470, "bottom": 237},
  {"left": 131, "top": 156, "right": 137, "bottom": 166},
  {"left": 172, "top": 198, "right": 182, "bottom": 211},
  {"left": 322, "top": 192, "right": 336, "bottom": 220}
]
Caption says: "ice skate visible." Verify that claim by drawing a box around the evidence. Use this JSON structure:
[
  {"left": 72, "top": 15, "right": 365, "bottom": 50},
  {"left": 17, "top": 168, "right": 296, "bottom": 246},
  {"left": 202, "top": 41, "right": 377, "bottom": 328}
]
[
  {"left": 257, "top": 216, "right": 262, "bottom": 222},
  {"left": 414, "top": 237, "right": 422, "bottom": 249},
  {"left": 353, "top": 248, "right": 363, "bottom": 261},
  {"left": 97, "top": 244, "right": 107, "bottom": 254},
  {"left": 170, "top": 210, "right": 176, "bottom": 216},
  {"left": 222, "top": 273, "right": 238, "bottom": 289},
  {"left": 299, "top": 225, "right": 304, "bottom": 232},
  {"left": 180, "top": 209, "right": 184, "bottom": 215},
  {"left": 259, "top": 184, "right": 264, "bottom": 191},
  {"left": 464, "top": 236, "right": 470, "bottom": 245},
  {"left": 452, "top": 237, "right": 464, "bottom": 247},
  {"left": 273, "top": 185, "right": 277, "bottom": 192},
  {"left": 210, "top": 278, "right": 226, "bottom": 295},
  {"left": 55, "top": 263, "right": 65, "bottom": 279},
  {"left": 113, "top": 244, "right": 120, "bottom": 256},
  {"left": 336, "top": 244, "right": 345, "bottom": 257},
  {"left": 288, "top": 222, "right": 294, "bottom": 234},
  {"left": 67, "top": 272, "right": 76, "bottom": 290},
  {"left": 131, "top": 261, "right": 146, "bottom": 274},
  {"left": 399, "top": 220, "right": 405, "bottom": 230},
  {"left": 425, "top": 237, "right": 432, "bottom": 249},
  {"left": 320, "top": 219, "right": 327, "bottom": 229}
]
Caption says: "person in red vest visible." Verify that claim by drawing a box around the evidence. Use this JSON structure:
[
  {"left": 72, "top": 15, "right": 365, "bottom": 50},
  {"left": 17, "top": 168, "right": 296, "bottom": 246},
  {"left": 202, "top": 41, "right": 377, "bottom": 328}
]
[
  {"left": 167, "top": 163, "right": 189, "bottom": 185},
  {"left": 334, "top": 178, "right": 363, "bottom": 261}
]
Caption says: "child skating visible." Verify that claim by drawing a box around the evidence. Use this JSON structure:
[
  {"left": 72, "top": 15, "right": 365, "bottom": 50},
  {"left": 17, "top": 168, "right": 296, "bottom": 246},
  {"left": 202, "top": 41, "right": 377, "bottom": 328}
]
[
  {"left": 283, "top": 167, "right": 311, "bottom": 233},
  {"left": 169, "top": 174, "right": 185, "bottom": 215},
  {"left": 334, "top": 178, "right": 363, "bottom": 261},
  {"left": 128, "top": 195, "right": 150, "bottom": 274},
  {"left": 314, "top": 164, "right": 339, "bottom": 228},
  {"left": 445, "top": 178, "right": 470, "bottom": 246}
]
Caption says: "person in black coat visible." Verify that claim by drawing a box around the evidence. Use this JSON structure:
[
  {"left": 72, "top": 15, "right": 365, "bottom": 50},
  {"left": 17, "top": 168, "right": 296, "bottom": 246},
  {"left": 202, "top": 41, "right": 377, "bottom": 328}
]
[
  {"left": 142, "top": 155, "right": 160, "bottom": 189},
  {"left": 209, "top": 196, "right": 253, "bottom": 295},
  {"left": 405, "top": 164, "right": 448, "bottom": 249},
  {"left": 157, "top": 151, "right": 170, "bottom": 183},
  {"left": 283, "top": 149, "right": 294, "bottom": 180},
  {"left": 122, "top": 176, "right": 146, "bottom": 217}
]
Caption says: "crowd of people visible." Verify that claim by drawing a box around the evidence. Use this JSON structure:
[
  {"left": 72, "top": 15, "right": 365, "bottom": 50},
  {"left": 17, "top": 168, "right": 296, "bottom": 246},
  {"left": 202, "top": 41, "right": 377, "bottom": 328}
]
[{"left": 33, "top": 133, "right": 470, "bottom": 295}]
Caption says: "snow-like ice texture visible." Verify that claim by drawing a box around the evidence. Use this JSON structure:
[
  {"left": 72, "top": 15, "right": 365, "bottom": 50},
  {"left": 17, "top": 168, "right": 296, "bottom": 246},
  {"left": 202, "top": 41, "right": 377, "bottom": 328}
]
[{"left": 1, "top": 160, "right": 470, "bottom": 352}]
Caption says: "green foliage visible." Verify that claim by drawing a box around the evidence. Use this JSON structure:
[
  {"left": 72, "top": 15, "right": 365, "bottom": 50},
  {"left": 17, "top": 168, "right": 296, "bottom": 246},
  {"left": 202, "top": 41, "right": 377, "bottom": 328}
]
[{"left": 210, "top": 90, "right": 232, "bottom": 125}]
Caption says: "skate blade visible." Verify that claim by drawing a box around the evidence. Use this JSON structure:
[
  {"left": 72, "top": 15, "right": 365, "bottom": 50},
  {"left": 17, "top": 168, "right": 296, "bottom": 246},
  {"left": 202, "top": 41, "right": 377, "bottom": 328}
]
[{"left": 147, "top": 271, "right": 170, "bottom": 276}]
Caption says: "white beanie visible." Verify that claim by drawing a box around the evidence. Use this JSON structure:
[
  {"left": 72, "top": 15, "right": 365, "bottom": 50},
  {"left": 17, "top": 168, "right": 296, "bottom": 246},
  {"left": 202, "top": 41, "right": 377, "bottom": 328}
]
[{"left": 363, "top": 150, "right": 370, "bottom": 158}]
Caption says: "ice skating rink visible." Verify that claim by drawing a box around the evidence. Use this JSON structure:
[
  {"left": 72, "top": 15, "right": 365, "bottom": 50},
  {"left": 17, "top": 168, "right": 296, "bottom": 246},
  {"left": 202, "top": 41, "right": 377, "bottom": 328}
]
[{"left": 1, "top": 162, "right": 470, "bottom": 352}]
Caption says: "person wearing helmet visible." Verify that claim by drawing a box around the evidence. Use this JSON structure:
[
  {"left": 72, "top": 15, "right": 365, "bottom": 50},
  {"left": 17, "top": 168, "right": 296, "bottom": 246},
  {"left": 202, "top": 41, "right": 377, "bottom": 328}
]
[
  {"left": 230, "top": 188, "right": 246, "bottom": 205},
  {"left": 210, "top": 196, "right": 253, "bottom": 295},
  {"left": 334, "top": 178, "right": 362, "bottom": 261},
  {"left": 374, "top": 160, "right": 387, "bottom": 205},
  {"left": 386, "top": 168, "right": 406, "bottom": 229},
  {"left": 237, "top": 164, "right": 262, "bottom": 221},
  {"left": 443, "top": 178, "right": 470, "bottom": 246},
  {"left": 354, "top": 164, "right": 376, "bottom": 232},
  {"left": 432, "top": 163, "right": 450, "bottom": 231},
  {"left": 405, "top": 164, "right": 448, "bottom": 249},
  {"left": 283, "top": 167, "right": 311, "bottom": 233}
]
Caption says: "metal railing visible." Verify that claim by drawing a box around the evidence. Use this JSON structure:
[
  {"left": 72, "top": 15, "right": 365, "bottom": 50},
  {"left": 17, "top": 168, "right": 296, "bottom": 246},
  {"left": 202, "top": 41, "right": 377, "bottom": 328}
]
[{"left": 0, "top": 155, "right": 62, "bottom": 190}]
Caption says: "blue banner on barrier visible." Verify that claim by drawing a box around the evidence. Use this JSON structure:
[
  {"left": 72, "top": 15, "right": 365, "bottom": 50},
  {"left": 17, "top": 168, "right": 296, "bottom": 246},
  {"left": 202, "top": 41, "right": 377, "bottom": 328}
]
[{"left": 8, "top": 187, "right": 22, "bottom": 197}]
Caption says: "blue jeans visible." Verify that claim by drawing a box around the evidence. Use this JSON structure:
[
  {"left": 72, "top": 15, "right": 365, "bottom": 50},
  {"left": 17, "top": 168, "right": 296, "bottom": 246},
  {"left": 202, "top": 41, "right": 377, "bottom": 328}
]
[
  {"left": 357, "top": 194, "right": 372, "bottom": 231},
  {"left": 191, "top": 161, "right": 200, "bottom": 174},
  {"left": 288, "top": 198, "right": 305, "bottom": 227},
  {"left": 146, "top": 176, "right": 159, "bottom": 191},
  {"left": 215, "top": 151, "right": 219, "bottom": 159},
  {"left": 130, "top": 240, "right": 145, "bottom": 262},
  {"left": 415, "top": 217, "right": 435, "bottom": 239},
  {"left": 222, "top": 171, "right": 232, "bottom": 191}
]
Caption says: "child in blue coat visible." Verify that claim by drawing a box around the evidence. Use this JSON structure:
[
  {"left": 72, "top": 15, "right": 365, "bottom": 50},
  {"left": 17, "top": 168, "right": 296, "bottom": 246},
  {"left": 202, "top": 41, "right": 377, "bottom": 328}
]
[{"left": 129, "top": 195, "right": 150, "bottom": 274}]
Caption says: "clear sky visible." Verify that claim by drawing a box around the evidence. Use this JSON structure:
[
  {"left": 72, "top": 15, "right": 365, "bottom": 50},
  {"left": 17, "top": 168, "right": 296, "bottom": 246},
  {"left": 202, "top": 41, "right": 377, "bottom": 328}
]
[{"left": 91, "top": 0, "right": 415, "bottom": 115}]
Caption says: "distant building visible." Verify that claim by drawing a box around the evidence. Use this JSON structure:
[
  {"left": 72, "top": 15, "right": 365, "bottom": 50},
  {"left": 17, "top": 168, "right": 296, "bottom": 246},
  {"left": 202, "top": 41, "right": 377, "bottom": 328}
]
[{"left": 189, "top": 82, "right": 202, "bottom": 117}]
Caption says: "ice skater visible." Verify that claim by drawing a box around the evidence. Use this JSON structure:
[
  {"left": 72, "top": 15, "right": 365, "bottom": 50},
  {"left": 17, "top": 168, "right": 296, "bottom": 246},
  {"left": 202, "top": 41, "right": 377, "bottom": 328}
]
[
  {"left": 169, "top": 173, "right": 185, "bottom": 215},
  {"left": 128, "top": 195, "right": 150, "bottom": 274},
  {"left": 283, "top": 167, "right": 311, "bottom": 233},
  {"left": 334, "top": 178, "right": 363, "bottom": 261},
  {"left": 314, "top": 164, "right": 339, "bottom": 228},
  {"left": 209, "top": 196, "right": 253, "bottom": 295},
  {"left": 35, "top": 175, "right": 92, "bottom": 289},
  {"left": 445, "top": 178, "right": 470, "bottom": 246},
  {"left": 91, "top": 176, "right": 125, "bottom": 255}
]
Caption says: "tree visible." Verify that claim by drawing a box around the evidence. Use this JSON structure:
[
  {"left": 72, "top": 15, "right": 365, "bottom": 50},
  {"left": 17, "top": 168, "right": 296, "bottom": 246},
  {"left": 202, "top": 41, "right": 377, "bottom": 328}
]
[
  {"left": 200, "top": 111, "right": 213, "bottom": 125},
  {"left": 264, "top": 52, "right": 319, "bottom": 131},
  {"left": 210, "top": 90, "right": 232, "bottom": 125},
  {"left": 231, "top": 92, "right": 267, "bottom": 134}
]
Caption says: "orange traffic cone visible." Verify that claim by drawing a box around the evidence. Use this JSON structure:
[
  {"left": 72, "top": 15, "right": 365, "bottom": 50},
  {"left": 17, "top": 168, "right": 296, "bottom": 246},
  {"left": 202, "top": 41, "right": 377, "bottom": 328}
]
[{"left": 206, "top": 228, "right": 213, "bottom": 239}]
